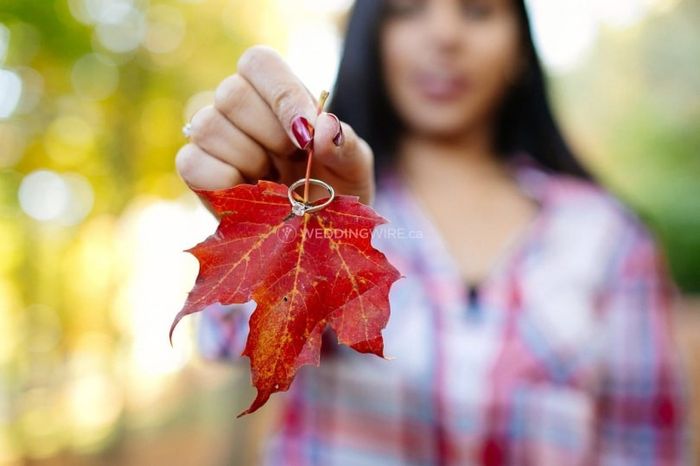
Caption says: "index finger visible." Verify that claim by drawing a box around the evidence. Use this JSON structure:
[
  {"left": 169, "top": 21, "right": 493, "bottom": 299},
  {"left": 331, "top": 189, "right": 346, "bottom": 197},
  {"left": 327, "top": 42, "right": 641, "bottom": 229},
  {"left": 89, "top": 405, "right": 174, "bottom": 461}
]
[{"left": 236, "top": 45, "right": 318, "bottom": 151}]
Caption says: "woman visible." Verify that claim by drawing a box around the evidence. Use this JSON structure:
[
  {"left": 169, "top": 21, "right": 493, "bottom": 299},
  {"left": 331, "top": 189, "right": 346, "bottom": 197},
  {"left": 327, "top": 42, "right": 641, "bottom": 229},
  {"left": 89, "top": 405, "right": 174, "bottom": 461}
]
[{"left": 177, "top": 0, "right": 691, "bottom": 464}]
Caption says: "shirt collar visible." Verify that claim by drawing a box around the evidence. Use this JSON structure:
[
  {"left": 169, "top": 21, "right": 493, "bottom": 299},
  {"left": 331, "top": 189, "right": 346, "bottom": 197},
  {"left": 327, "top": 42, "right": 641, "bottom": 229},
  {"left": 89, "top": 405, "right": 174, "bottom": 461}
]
[{"left": 373, "top": 152, "right": 554, "bottom": 300}]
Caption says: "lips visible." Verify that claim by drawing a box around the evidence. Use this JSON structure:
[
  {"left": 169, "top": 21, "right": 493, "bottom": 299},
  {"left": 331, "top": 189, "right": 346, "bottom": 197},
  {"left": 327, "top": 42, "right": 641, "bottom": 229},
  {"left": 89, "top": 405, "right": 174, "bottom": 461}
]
[{"left": 413, "top": 71, "right": 471, "bottom": 101}]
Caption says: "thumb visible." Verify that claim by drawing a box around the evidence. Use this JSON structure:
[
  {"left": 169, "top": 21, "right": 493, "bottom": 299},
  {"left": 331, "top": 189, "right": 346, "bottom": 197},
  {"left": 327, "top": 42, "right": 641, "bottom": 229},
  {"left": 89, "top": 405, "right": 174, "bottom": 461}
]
[{"left": 312, "top": 112, "right": 374, "bottom": 195}]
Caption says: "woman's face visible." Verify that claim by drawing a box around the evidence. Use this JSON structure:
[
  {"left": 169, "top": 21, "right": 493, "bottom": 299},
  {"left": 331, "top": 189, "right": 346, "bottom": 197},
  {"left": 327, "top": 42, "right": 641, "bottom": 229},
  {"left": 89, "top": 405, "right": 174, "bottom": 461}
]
[{"left": 380, "top": 0, "right": 523, "bottom": 139}]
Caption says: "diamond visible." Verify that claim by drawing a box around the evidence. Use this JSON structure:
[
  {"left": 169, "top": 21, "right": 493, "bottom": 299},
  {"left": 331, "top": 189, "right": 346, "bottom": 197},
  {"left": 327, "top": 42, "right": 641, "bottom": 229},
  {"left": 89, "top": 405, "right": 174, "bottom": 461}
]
[{"left": 291, "top": 202, "right": 306, "bottom": 216}]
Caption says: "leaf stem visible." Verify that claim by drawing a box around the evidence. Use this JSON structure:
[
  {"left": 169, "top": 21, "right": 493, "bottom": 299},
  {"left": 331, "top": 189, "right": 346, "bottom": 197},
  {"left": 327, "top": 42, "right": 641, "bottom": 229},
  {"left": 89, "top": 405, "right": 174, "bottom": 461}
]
[{"left": 302, "top": 90, "right": 330, "bottom": 203}]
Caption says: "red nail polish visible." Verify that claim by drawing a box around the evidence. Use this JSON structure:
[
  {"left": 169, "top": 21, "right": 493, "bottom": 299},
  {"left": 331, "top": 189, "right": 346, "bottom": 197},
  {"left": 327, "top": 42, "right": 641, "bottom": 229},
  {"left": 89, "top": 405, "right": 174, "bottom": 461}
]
[
  {"left": 291, "top": 115, "right": 314, "bottom": 150},
  {"left": 328, "top": 113, "right": 345, "bottom": 147}
]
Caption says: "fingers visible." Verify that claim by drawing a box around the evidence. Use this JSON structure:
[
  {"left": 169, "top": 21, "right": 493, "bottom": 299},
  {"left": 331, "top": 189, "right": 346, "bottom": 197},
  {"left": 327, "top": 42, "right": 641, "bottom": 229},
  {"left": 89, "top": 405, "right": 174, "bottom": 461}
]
[
  {"left": 176, "top": 45, "right": 375, "bottom": 205},
  {"left": 188, "top": 104, "right": 271, "bottom": 181},
  {"left": 313, "top": 112, "right": 374, "bottom": 187},
  {"left": 214, "top": 74, "right": 297, "bottom": 158},
  {"left": 235, "top": 45, "right": 319, "bottom": 151},
  {"left": 175, "top": 143, "right": 245, "bottom": 190}
]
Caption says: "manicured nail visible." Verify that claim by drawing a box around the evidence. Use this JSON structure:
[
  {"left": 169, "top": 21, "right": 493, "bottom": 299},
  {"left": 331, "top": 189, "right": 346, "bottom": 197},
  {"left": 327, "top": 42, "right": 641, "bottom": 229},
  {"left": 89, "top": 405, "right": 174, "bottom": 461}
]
[
  {"left": 291, "top": 115, "right": 313, "bottom": 150},
  {"left": 328, "top": 113, "right": 345, "bottom": 147}
]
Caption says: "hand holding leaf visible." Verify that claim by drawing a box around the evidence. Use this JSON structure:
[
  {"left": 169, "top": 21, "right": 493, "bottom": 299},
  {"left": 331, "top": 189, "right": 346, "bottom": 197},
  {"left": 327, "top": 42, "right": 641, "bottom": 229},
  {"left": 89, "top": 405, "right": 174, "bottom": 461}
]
[{"left": 172, "top": 46, "right": 402, "bottom": 416}]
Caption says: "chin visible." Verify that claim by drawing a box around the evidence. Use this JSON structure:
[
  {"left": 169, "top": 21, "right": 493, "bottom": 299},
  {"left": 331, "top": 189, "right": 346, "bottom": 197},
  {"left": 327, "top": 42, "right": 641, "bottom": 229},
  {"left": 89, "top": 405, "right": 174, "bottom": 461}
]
[{"left": 406, "top": 114, "right": 478, "bottom": 139}]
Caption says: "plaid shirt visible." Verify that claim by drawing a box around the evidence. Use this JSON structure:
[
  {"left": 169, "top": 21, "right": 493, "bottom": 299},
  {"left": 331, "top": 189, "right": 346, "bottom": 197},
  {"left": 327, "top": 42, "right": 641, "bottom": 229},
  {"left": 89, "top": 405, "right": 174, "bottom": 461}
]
[{"left": 197, "top": 156, "right": 691, "bottom": 465}]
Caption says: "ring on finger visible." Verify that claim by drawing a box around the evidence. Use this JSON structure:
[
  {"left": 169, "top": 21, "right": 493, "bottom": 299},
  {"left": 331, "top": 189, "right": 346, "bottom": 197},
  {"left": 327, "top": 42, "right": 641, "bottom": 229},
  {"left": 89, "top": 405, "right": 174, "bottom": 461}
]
[{"left": 182, "top": 122, "right": 193, "bottom": 139}]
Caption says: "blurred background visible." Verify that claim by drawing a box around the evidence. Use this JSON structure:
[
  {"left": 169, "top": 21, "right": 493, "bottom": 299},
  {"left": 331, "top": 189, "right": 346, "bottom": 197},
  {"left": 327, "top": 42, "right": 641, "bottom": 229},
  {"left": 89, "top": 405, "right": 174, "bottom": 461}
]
[{"left": 0, "top": 0, "right": 698, "bottom": 464}]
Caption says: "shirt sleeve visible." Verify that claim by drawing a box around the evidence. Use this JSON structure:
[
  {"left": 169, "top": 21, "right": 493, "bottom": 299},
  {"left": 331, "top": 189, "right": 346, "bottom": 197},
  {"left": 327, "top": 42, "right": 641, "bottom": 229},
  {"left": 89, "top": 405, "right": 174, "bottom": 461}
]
[
  {"left": 196, "top": 301, "right": 256, "bottom": 362},
  {"left": 596, "top": 221, "right": 692, "bottom": 465}
]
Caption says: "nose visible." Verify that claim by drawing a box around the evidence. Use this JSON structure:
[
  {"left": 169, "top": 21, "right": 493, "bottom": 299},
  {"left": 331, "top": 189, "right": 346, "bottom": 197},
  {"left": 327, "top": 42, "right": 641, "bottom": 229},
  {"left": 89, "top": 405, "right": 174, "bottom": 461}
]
[{"left": 425, "top": 1, "right": 464, "bottom": 49}]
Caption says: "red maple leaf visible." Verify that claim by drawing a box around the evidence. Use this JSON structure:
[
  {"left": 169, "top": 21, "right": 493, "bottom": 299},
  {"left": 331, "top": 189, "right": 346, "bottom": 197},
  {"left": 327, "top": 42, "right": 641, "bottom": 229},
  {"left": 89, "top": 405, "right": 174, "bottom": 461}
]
[{"left": 169, "top": 180, "right": 403, "bottom": 417}]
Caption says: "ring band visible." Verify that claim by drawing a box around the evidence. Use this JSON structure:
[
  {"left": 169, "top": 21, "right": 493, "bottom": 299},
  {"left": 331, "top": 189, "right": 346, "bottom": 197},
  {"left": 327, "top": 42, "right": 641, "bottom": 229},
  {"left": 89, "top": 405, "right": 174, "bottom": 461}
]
[
  {"left": 182, "top": 122, "right": 193, "bottom": 139},
  {"left": 288, "top": 178, "right": 335, "bottom": 216}
]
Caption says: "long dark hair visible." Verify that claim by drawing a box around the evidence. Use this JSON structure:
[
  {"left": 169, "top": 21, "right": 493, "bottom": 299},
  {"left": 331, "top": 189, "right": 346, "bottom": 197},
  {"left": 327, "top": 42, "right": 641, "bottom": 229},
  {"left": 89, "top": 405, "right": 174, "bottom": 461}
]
[{"left": 327, "top": 0, "right": 592, "bottom": 181}]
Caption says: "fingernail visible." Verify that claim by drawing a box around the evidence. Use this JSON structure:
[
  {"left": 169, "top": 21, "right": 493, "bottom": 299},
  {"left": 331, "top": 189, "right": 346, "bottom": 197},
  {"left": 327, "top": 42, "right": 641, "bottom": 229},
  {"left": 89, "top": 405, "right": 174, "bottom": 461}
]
[
  {"left": 328, "top": 113, "right": 345, "bottom": 147},
  {"left": 291, "top": 115, "right": 314, "bottom": 150}
]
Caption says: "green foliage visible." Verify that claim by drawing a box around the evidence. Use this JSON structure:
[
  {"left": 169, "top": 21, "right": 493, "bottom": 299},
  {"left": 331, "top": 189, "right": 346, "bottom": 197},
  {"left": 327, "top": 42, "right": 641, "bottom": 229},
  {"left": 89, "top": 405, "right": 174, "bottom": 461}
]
[{"left": 554, "top": 0, "right": 700, "bottom": 291}]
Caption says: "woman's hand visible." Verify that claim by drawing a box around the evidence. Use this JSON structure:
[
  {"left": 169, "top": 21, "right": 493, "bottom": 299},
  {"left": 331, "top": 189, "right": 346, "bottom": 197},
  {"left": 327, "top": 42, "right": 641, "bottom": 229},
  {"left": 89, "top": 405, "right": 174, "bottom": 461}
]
[{"left": 175, "top": 45, "right": 375, "bottom": 214}]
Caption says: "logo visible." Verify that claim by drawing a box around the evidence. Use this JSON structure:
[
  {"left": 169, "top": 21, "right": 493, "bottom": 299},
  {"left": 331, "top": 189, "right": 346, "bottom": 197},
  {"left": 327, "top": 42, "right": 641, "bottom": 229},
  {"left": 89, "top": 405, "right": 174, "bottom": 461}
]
[{"left": 276, "top": 224, "right": 297, "bottom": 244}]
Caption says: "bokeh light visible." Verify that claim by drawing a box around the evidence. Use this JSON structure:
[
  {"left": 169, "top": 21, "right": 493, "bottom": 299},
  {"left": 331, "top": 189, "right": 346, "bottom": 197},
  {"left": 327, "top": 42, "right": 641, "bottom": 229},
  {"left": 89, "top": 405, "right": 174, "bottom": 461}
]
[
  {"left": 71, "top": 53, "right": 119, "bottom": 100},
  {"left": 94, "top": 6, "right": 146, "bottom": 53},
  {"left": 143, "top": 5, "right": 186, "bottom": 54},
  {"left": 526, "top": 0, "right": 681, "bottom": 71},
  {"left": 18, "top": 170, "right": 71, "bottom": 222},
  {"left": 18, "top": 170, "right": 94, "bottom": 225},
  {"left": 0, "top": 69, "right": 22, "bottom": 119},
  {"left": 0, "top": 123, "right": 26, "bottom": 168}
]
